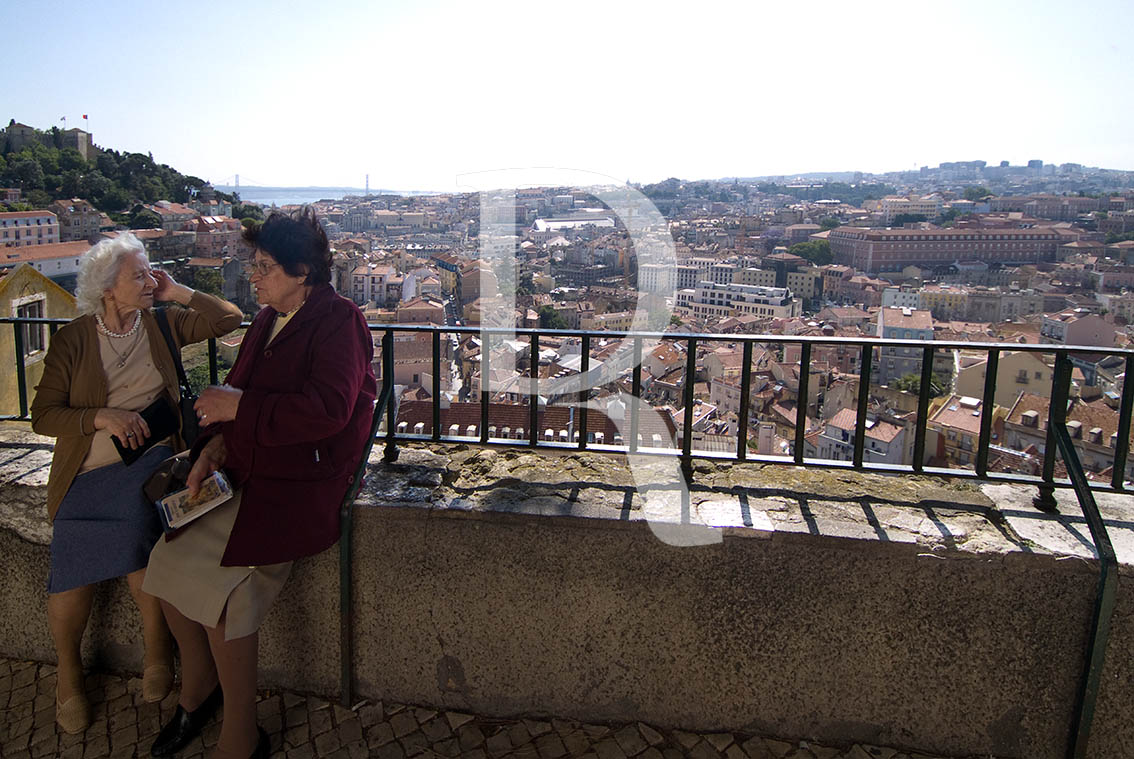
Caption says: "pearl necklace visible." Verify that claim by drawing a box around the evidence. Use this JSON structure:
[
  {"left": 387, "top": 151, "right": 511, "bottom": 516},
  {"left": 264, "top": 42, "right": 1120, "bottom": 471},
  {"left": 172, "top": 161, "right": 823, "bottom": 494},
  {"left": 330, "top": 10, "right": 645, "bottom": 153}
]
[{"left": 96, "top": 310, "right": 142, "bottom": 339}]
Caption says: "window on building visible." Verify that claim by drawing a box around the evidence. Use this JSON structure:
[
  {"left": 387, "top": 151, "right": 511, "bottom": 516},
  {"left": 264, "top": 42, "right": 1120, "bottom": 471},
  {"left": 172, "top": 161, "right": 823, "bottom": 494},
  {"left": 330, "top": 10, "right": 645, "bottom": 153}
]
[{"left": 17, "top": 299, "right": 46, "bottom": 357}]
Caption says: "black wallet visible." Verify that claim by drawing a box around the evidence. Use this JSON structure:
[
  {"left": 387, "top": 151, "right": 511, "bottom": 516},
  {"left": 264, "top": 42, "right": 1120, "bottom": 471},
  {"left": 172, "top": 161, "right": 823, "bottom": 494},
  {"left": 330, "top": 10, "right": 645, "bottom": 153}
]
[{"left": 113, "top": 396, "right": 180, "bottom": 466}]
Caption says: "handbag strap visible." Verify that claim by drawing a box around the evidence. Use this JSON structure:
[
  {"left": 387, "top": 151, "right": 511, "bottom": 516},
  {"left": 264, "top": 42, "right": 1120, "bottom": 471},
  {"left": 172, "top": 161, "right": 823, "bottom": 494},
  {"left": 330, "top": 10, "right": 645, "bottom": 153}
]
[{"left": 154, "top": 308, "right": 192, "bottom": 390}]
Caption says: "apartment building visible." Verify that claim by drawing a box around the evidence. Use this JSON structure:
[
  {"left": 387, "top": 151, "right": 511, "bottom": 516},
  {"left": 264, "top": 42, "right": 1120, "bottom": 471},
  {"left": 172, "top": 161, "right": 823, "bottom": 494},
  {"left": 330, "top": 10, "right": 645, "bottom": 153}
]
[
  {"left": 918, "top": 285, "right": 969, "bottom": 320},
  {"left": 1039, "top": 310, "right": 1115, "bottom": 347},
  {"left": 1097, "top": 292, "right": 1134, "bottom": 323},
  {"left": 689, "top": 282, "right": 801, "bottom": 321},
  {"left": 882, "top": 285, "right": 920, "bottom": 310},
  {"left": 351, "top": 264, "right": 403, "bottom": 307},
  {"left": 785, "top": 268, "right": 824, "bottom": 309},
  {"left": 47, "top": 199, "right": 101, "bottom": 242},
  {"left": 876, "top": 307, "right": 934, "bottom": 385},
  {"left": 881, "top": 195, "right": 943, "bottom": 225},
  {"left": 804, "top": 408, "right": 907, "bottom": 466},
  {"left": 732, "top": 267, "right": 777, "bottom": 288},
  {"left": 0, "top": 264, "right": 78, "bottom": 414},
  {"left": 638, "top": 262, "right": 676, "bottom": 294},
  {"left": 953, "top": 350, "right": 1054, "bottom": 408},
  {"left": 828, "top": 226, "right": 1062, "bottom": 273},
  {"left": 784, "top": 224, "right": 822, "bottom": 244},
  {"left": 191, "top": 216, "right": 245, "bottom": 258},
  {"left": 927, "top": 395, "right": 1005, "bottom": 468},
  {"left": 146, "top": 201, "right": 199, "bottom": 232},
  {"left": 0, "top": 211, "right": 59, "bottom": 248}
]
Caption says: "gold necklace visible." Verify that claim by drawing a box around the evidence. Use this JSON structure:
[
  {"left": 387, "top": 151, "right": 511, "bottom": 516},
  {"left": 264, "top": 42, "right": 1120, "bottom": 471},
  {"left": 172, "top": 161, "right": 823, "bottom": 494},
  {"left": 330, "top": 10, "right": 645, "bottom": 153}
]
[{"left": 101, "top": 326, "right": 144, "bottom": 368}]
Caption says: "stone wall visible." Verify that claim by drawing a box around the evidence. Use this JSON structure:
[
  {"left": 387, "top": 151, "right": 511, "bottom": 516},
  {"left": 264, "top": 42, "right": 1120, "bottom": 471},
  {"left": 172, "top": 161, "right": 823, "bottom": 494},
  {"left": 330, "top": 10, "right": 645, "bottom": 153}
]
[{"left": 2, "top": 424, "right": 1133, "bottom": 758}]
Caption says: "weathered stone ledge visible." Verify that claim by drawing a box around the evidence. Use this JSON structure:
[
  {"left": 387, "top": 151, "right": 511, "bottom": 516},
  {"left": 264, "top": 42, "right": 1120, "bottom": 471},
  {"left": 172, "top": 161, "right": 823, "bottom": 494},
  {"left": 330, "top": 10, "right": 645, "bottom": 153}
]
[{"left": 4, "top": 423, "right": 1134, "bottom": 759}]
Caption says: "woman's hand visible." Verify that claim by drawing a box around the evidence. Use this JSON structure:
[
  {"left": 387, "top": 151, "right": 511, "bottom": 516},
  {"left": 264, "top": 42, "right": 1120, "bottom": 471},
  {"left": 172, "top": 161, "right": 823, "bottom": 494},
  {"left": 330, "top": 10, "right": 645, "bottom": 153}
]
[
  {"left": 187, "top": 435, "right": 227, "bottom": 497},
  {"left": 94, "top": 408, "right": 150, "bottom": 449},
  {"left": 195, "top": 385, "right": 243, "bottom": 425},
  {"left": 151, "top": 269, "right": 194, "bottom": 306}
]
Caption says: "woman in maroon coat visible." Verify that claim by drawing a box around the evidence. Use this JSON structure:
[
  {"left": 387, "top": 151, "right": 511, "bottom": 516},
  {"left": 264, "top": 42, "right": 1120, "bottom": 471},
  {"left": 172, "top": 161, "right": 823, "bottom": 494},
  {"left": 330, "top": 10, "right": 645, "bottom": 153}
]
[{"left": 143, "top": 208, "right": 376, "bottom": 759}]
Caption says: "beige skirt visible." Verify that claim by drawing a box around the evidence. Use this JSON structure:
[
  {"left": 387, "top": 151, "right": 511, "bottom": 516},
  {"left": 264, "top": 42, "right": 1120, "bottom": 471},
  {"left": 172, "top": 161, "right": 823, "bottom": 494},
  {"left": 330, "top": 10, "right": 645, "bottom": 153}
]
[{"left": 143, "top": 490, "right": 292, "bottom": 640}]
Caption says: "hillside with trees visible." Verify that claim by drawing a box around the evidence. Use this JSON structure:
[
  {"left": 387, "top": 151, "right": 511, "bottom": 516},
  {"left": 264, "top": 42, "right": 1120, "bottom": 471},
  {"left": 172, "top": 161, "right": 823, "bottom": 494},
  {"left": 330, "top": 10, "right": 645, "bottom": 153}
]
[{"left": 0, "top": 120, "right": 230, "bottom": 218}]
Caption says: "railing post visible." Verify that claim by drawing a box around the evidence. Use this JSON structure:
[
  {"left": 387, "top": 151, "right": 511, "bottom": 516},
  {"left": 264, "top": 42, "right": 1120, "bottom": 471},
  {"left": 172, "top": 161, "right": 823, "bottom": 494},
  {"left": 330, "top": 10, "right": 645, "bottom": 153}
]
[
  {"left": 383, "top": 330, "right": 398, "bottom": 463},
  {"left": 14, "top": 323, "right": 29, "bottom": 420},
  {"left": 529, "top": 333, "right": 539, "bottom": 448},
  {"left": 853, "top": 343, "right": 873, "bottom": 468},
  {"left": 432, "top": 330, "right": 441, "bottom": 441},
  {"left": 1035, "top": 351, "right": 1071, "bottom": 512},
  {"left": 976, "top": 348, "right": 999, "bottom": 477},
  {"left": 1052, "top": 423, "right": 1118, "bottom": 759},
  {"left": 912, "top": 345, "right": 934, "bottom": 472},
  {"left": 480, "top": 334, "right": 490, "bottom": 444},
  {"left": 793, "top": 341, "right": 810, "bottom": 464},
  {"left": 578, "top": 334, "right": 589, "bottom": 449},
  {"left": 630, "top": 337, "right": 642, "bottom": 454},
  {"left": 737, "top": 340, "right": 754, "bottom": 460},
  {"left": 682, "top": 337, "right": 697, "bottom": 481},
  {"left": 1111, "top": 355, "right": 1134, "bottom": 490},
  {"left": 208, "top": 337, "right": 219, "bottom": 384}
]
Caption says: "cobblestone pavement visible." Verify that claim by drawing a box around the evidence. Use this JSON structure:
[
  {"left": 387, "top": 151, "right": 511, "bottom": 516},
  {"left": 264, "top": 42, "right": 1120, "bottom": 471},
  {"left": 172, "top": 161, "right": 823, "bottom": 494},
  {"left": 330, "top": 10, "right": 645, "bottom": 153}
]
[{"left": 0, "top": 657, "right": 962, "bottom": 759}]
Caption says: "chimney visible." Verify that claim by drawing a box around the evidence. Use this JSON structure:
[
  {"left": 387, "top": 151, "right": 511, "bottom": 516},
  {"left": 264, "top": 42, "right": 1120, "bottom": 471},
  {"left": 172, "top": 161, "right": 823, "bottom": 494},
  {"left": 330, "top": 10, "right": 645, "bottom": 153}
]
[
  {"left": 1066, "top": 420, "right": 1082, "bottom": 438},
  {"left": 1089, "top": 427, "right": 1104, "bottom": 444},
  {"left": 1021, "top": 410, "right": 1039, "bottom": 427}
]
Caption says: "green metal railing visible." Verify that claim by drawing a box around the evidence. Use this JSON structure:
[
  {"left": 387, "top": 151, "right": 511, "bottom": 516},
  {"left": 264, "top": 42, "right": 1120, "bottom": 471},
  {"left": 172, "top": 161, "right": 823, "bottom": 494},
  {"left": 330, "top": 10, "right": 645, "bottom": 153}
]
[{"left": 2, "top": 316, "right": 1128, "bottom": 756}]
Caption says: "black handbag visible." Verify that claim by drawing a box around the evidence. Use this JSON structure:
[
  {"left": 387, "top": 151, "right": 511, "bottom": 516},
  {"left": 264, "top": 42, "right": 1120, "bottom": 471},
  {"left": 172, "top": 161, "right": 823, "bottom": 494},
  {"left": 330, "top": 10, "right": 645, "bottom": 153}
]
[
  {"left": 154, "top": 308, "right": 200, "bottom": 447},
  {"left": 112, "top": 394, "right": 180, "bottom": 465}
]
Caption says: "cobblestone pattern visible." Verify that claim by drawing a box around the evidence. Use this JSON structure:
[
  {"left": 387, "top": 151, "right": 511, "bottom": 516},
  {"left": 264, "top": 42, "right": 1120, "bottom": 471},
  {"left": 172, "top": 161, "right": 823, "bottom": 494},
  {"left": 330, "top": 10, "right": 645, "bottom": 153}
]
[{"left": 0, "top": 657, "right": 966, "bottom": 759}]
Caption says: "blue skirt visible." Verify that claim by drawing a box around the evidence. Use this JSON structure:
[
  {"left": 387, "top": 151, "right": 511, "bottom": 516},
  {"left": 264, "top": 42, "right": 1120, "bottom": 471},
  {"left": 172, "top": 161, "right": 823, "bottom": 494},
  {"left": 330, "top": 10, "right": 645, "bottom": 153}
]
[{"left": 47, "top": 445, "right": 173, "bottom": 594}]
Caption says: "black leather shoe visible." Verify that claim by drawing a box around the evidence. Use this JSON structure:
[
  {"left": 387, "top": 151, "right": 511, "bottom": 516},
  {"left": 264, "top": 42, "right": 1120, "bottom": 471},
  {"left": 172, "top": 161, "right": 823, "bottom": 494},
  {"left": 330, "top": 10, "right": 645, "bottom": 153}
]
[
  {"left": 150, "top": 685, "right": 223, "bottom": 757},
  {"left": 253, "top": 726, "right": 270, "bottom": 758}
]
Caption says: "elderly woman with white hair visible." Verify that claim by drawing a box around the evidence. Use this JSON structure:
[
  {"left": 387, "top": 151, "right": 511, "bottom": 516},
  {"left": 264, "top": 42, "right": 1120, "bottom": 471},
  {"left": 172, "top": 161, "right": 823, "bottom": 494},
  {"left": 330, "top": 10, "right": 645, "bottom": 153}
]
[{"left": 31, "top": 231, "right": 242, "bottom": 734}]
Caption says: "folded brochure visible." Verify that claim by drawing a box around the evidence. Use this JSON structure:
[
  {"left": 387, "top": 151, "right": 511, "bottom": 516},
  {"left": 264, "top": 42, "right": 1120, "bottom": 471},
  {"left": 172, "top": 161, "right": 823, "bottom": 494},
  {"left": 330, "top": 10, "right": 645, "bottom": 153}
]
[{"left": 155, "top": 470, "right": 234, "bottom": 532}]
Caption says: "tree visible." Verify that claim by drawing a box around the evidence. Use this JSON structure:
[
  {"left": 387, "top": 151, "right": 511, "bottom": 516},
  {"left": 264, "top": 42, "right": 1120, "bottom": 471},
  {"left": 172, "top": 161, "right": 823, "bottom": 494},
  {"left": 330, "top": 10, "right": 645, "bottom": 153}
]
[
  {"left": 232, "top": 202, "right": 263, "bottom": 221},
  {"left": 538, "top": 305, "right": 568, "bottom": 330},
  {"left": 13, "top": 159, "right": 45, "bottom": 191},
  {"left": 963, "top": 186, "right": 991, "bottom": 201},
  {"left": 819, "top": 217, "right": 840, "bottom": 231},
  {"left": 99, "top": 185, "right": 131, "bottom": 212},
  {"left": 189, "top": 268, "right": 225, "bottom": 298},
  {"left": 893, "top": 372, "right": 946, "bottom": 398},
  {"left": 891, "top": 213, "right": 928, "bottom": 227},
  {"left": 61, "top": 169, "right": 83, "bottom": 198},
  {"left": 58, "top": 148, "right": 88, "bottom": 173},
  {"left": 26, "top": 190, "right": 52, "bottom": 208},
  {"left": 80, "top": 170, "right": 111, "bottom": 199},
  {"left": 96, "top": 152, "right": 119, "bottom": 176},
  {"left": 129, "top": 207, "right": 163, "bottom": 229},
  {"left": 788, "top": 239, "right": 832, "bottom": 266}
]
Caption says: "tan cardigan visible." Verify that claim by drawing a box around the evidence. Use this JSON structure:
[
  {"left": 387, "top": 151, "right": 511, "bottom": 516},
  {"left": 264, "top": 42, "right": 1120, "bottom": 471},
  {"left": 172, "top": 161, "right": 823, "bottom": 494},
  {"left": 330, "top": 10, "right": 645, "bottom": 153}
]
[{"left": 31, "top": 292, "right": 243, "bottom": 521}]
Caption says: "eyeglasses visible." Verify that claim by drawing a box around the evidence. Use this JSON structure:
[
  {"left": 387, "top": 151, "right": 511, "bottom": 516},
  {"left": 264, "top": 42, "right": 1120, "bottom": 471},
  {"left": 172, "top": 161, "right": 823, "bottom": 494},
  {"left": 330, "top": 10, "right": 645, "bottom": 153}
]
[{"left": 245, "top": 260, "right": 281, "bottom": 277}]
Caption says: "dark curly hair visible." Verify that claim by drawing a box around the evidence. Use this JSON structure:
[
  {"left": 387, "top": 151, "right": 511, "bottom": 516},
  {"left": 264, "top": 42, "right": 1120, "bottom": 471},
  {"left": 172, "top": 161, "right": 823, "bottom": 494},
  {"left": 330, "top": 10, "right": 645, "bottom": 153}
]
[{"left": 242, "top": 206, "right": 332, "bottom": 286}]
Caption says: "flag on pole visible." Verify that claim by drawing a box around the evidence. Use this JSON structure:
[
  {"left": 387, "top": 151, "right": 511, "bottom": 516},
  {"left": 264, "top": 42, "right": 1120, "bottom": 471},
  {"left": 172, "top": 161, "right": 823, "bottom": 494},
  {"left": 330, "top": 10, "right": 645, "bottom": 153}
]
[{"left": 83, "top": 115, "right": 88, "bottom": 120}]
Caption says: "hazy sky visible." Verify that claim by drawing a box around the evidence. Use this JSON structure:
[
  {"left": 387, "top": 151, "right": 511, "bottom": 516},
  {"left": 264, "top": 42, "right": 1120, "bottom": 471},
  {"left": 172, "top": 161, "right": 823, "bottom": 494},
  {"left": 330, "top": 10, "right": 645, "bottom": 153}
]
[{"left": 7, "top": 0, "right": 1132, "bottom": 191}]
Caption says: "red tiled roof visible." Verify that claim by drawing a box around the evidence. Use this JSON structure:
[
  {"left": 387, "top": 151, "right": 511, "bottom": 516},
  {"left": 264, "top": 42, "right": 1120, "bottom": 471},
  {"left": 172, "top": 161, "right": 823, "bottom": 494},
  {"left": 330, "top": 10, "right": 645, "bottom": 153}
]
[{"left": 1, "top": 240, "right": 89, "bottom": 263}]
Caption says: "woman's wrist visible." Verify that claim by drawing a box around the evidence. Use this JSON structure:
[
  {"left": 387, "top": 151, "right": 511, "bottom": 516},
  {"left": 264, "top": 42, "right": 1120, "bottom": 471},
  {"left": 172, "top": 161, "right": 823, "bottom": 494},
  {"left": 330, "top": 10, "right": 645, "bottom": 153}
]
[{"left": 172, "top": 284, "right": 195, "bottom": 306}]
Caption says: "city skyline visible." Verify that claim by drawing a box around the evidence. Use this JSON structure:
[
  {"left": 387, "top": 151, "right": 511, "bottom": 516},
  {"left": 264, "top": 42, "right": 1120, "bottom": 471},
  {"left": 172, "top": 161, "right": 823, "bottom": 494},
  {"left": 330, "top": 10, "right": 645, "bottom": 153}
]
[{"left": 8, "top": 0, "right": 1133, "bottom": 191}]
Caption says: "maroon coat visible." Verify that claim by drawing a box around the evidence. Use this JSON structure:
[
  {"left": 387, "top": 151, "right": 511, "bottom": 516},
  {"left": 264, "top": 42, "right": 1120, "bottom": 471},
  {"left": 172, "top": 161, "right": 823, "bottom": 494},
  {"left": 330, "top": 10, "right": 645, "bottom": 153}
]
[{"left": 196, "top": 284, "right": 376, "bottom": 566}]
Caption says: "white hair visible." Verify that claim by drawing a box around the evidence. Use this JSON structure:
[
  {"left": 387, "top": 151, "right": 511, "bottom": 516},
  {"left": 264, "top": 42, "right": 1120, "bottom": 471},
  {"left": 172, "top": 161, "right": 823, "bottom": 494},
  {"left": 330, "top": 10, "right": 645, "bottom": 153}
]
[{"left": 75, "top": 232, "right": 148, "bottom": 316}]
